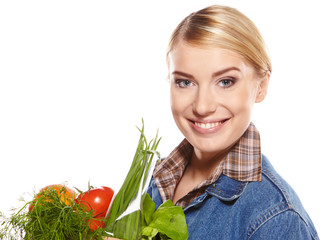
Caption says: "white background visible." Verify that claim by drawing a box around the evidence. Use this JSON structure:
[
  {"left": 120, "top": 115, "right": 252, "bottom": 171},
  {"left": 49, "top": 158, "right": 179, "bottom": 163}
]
[{"left": 0, "top": 0, "right": 327, "bottom": 238}]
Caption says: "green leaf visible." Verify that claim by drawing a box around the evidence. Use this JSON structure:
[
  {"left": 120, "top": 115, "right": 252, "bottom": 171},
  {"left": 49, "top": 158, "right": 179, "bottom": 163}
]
[
  {"left": 142, "top": 193, "right": 156, "bottom": 226},
  {"left": 141, "top": 226, "right": 158, "bottom": 239},
  {"left": 141, "top": 196, "right": 188, "bottom": 240},
  {"left": 148, "top": 200, "right": 188, "bottom": 240}
]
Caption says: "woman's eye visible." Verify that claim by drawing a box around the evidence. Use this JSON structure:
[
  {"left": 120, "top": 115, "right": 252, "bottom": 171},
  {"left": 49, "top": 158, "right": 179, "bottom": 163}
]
[
  {"left": 218, "top": 78, "right": 234, "bottom": 88},
  {"left": 175, "top": 79, "right": 194, "bottom": 88}
]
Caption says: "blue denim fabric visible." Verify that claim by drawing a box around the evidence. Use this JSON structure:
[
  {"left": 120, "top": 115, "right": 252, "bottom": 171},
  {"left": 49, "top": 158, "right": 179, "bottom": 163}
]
[{"left": 147, "top": 155, "right": 319, "bottom": 239}]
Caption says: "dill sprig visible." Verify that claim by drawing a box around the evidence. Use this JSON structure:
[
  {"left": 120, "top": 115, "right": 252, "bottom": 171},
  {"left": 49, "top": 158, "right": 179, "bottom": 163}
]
[{"left": 0, "top": 186, "right": 104, "bottom": 240}]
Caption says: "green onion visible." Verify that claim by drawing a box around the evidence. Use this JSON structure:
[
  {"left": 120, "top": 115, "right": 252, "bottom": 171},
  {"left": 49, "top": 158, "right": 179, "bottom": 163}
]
[{"left": 104, "top": 119, "right": 161, "bottom": 239}]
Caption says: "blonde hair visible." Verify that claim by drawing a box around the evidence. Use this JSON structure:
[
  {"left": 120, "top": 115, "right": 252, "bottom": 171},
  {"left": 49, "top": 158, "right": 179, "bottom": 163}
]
[{"left": 167, "top": 5, "right": 272, "bottom": 76}]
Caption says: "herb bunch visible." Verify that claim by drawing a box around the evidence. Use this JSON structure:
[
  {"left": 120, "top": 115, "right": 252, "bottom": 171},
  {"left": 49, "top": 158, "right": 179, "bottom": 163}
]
[{"left": 0, "top": 186, "right": 104, "bottom": 240}]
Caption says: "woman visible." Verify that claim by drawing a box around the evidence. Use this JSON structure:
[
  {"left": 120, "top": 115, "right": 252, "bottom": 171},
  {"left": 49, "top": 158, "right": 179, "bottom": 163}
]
[{"left": 147, "top": 5, "right": 319, "bottom": 240}]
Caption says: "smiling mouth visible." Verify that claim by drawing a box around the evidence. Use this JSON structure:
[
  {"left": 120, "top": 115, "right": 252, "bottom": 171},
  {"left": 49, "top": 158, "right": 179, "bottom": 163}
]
[{"left": 194, "top": 119, "right": 228, "bottom": 129}]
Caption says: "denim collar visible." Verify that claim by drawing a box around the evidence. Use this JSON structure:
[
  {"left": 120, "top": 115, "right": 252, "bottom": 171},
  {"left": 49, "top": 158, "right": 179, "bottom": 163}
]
[
  {"left": 184, "top": 174, "right": 248, "bottom": 211},
  {"left": 206, "top": 174, "right": 248, "bottom": 202}
]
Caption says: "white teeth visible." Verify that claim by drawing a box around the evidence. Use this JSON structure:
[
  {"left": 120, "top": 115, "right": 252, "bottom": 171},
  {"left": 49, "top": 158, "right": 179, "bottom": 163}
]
[{"left": 195, "top": 121, "right": 222, "bottom": 129}]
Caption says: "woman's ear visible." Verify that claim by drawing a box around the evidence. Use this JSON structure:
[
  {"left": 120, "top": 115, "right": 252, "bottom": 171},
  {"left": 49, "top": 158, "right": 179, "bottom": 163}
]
[{"left": 255, "top": 71, "right": 270, "bottom": 103}]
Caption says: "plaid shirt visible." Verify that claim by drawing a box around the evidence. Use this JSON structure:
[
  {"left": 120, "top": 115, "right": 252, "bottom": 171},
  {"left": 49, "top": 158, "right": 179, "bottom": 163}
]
[{"left": 152, "top": 122, "right": 262, "bottom": 208}]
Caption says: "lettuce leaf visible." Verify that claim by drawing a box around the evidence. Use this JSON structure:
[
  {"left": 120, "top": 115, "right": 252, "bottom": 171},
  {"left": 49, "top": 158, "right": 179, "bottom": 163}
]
[{"left": 141, "top": 194, "right": 188, "bottom": 240}]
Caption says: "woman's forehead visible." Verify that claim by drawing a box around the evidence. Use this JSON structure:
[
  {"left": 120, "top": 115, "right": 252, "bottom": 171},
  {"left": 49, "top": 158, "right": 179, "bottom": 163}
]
[{"left": 168, "top": 41, "right": 252, "bottom": 73}]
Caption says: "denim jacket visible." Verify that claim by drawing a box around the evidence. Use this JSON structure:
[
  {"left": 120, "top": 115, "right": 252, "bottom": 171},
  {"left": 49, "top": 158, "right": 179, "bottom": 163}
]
[{"left": 147, "top": 155, "right": 319, "bottom": 239}]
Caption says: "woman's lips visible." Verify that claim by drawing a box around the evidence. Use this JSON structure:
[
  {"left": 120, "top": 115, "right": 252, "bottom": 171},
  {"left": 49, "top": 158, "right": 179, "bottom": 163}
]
[{"left": 190, "top": 119, "right": 229, "bottom": 133}]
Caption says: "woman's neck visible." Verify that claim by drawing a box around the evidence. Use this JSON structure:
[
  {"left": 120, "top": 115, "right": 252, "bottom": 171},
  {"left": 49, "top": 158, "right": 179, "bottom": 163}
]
[{"left": 187, "top": 150, "right": 225, "bottom": 180}]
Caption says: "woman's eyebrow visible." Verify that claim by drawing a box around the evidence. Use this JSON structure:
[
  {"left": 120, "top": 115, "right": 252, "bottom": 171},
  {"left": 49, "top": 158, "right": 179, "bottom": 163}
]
[
  {"left": 171, "top": 71, "right": 194, "bottom": 79},
  {"left": 212, "top": 66, "right": 241, "bottom": 78},
  {"left": 171, "top": 67, "right": 240, "bottom": 79}
]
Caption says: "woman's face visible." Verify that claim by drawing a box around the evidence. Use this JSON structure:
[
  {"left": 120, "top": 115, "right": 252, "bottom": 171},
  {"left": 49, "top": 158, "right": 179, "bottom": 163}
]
[{"left": 168, "top": 41, "right": 269, "bottom": 161}]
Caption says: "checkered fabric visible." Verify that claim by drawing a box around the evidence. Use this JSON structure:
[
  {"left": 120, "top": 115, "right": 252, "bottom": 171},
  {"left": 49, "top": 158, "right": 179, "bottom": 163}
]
[{"left": 152, "top": 122, "right": 262, "bottom": 208}]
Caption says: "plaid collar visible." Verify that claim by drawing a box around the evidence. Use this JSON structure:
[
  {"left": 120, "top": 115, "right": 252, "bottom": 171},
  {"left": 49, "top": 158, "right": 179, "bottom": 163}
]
[{"left": 153, "top": 122, "right": 262, "bottom": 203}]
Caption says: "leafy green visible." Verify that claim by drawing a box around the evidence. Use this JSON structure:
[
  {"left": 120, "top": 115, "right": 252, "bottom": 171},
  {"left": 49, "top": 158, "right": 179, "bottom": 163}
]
[
  {"left": 141, "top": 193, "right": 156, "bottom": 226},
  {"left": 105, "top": 119, "right": 161, "bottom": 239},
  {"left": 103, "top": 120, "right": 188, "bottom": 240},
  {"left": 141, "top": 194, "right": 188, "bottom": 240}
]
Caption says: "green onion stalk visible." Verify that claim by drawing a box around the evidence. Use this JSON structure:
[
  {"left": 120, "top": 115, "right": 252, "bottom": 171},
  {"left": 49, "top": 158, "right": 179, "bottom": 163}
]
[{"left": 104, "top": 120, "right": 161, "bottom": 239}]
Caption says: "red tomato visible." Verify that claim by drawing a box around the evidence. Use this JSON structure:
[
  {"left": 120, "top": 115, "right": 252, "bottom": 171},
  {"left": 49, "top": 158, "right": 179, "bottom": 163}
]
[{"left": 75, "top": 186, "right": 114, "bottom": 230}]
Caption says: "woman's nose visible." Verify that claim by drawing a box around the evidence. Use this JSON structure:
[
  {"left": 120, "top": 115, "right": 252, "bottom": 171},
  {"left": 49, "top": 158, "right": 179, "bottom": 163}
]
[{"left": 192, "top": 87, "right": 216, "bottom": 116}]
